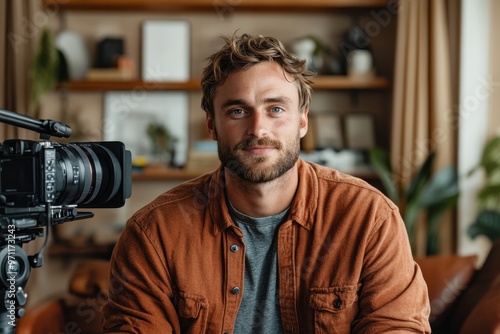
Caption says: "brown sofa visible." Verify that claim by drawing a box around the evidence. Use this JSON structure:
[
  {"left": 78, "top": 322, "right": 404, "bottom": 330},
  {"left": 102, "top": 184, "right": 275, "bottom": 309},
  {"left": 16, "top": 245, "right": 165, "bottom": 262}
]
[
  {"left": 415, "top": 239, "right": 500, "bottom": 334},
  {"left": 16, "top": 260, "right": 110, "bottom": 334},
  {"left": 17, "top": 241, "right": 500, "bottom": 333}
]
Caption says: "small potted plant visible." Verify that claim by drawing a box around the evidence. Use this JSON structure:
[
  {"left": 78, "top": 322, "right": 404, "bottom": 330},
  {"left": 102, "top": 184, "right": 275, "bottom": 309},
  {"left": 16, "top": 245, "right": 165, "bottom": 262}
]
[{"left": 146, "top": 122, "right": 177, "bottom": 166}]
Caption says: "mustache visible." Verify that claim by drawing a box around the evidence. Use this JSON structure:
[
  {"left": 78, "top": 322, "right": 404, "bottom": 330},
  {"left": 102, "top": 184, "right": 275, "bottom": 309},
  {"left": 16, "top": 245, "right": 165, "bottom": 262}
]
[{"left": 235, "top": 137, "right": 282, "bottom": 150}]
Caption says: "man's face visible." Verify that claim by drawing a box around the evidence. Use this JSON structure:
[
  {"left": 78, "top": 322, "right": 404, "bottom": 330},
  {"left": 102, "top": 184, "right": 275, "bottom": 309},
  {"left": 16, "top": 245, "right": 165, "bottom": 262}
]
[{"left": 207, "top": 61, "right": 309, "bottom": 183}]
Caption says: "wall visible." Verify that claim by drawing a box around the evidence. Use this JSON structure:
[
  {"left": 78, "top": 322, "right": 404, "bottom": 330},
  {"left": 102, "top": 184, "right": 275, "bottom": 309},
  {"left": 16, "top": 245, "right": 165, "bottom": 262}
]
[{"left": 457, "top": 0, "right": 492, "bottom": 263}]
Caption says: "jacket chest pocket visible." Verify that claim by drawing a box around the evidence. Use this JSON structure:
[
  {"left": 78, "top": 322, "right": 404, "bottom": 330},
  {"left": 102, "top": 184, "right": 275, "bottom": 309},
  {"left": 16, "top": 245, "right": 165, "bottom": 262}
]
[
  {"left": 309, "top": 284, "right": 360, "bottom": 334},
  {"left": 176, "top": 291, "right": 209, "bottom": 334}
]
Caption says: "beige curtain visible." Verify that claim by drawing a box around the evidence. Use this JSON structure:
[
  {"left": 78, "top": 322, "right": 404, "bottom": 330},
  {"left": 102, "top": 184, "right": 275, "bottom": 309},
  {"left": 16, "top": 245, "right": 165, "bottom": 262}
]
[
  {"left": 392, "top": 0, "right": 458, "bottom": 255},
  {"left": 0, "top": 0, "right": 37, "bottom": 141}
]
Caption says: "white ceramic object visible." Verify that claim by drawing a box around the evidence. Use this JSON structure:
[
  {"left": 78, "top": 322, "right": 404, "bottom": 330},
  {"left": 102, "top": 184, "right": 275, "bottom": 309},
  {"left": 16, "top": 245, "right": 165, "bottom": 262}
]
[
  {"left": 292, "top": 38, "right": 316, "bottom": 70},
  {"left": 55, "top": 30, "right": 90, "bottom": 80},
  {"left": 347, "top": 49, "right": 374, "bottom": 77}
]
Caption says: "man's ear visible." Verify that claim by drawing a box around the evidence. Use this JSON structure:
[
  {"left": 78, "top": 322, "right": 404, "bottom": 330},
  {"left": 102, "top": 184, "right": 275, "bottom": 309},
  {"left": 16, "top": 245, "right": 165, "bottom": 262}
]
[
  {"left": 299, "top": 108, "right": 309, "bottom": 139},
  {"left": 206, "top": 113, "right": 217, "bottom": 140}
]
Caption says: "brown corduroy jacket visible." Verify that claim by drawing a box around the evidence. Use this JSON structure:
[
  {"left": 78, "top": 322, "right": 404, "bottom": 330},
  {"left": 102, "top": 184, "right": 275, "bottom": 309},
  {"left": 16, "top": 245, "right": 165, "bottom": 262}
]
[{"left": 102, "top": 159, "right": 431, "bottom": 333}]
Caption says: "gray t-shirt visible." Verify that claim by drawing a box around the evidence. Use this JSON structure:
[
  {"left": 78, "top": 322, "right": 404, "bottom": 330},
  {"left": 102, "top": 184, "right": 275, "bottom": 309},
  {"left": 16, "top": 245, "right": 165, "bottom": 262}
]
[{"left": 228, "top": 201, "right": 288, "bottom": 334}]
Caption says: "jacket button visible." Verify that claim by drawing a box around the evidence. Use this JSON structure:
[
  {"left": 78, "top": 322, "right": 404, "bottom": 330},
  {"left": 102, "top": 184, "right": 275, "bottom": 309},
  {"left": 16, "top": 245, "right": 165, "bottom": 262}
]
[
  {"left": 231, "top": 286, "right": 241, "bottom": 295},
  {"left": 230, "top": 244, "right": 239, "bottom": 252},
  {"left": 333, "top": 298, "right": 342, "bottom": 309}
]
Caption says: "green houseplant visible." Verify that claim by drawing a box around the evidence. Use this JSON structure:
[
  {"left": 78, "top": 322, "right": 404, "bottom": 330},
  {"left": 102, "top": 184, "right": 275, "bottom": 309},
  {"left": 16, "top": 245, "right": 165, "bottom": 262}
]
[
  {"left": 370, "top": 148, "right": 460, "bottom": 255},
  {"left": 467, "top": 135, "right": 500, "bottom": 241},
  {"left": 146, "top": 122, "right": 177, "bottom": 166},
  {"left": 30, "top": 27, "right": 58, "bottom": 119}
]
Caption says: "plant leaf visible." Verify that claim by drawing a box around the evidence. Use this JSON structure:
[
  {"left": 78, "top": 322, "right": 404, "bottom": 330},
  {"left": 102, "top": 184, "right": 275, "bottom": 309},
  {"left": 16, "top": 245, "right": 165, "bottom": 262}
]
[
  {"left": 477, "top": 184, "right": 500, "bottom": 209},
  {"left": 30, "top": 28, "right": 58, "bottom": 117},
  {"left": 468, "top": 210, "right": 500, "bottom": 241},
  {"left": 418, "top": 166, "right": 459, "bottom": 207},
  {"left": 479, "top": 136, "right": 500, "bottom": 175},
  {"left": 369, "top": 147, "right": 399, "bottom": 203},
  {"left": 406, "top": 151, "right": 435, "bottom": 203},
  {"left": 425, "top": 193, "right": 460, "bottom": 255},
  {"left": 413, "top": 165, "right": 460, "bottom": 255},
  {"left": 403, "top": 200, "right": 421, "bottom": 252}
]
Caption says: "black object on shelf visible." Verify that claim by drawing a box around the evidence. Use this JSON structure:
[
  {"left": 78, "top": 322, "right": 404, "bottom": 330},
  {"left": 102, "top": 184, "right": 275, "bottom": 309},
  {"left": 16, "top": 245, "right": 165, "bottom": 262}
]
[{"left": 95, "top": 37, "right": 124, "bottom": 68}]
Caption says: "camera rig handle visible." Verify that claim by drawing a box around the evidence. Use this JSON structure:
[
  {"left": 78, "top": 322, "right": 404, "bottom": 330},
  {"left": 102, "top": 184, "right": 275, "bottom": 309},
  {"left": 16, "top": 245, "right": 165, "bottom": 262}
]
[
  {"left": 0, "top": 244, "right": 30, "bottom": 333},
  {"left": 0, "top": 109, "right": 71, "bottom": 140}
]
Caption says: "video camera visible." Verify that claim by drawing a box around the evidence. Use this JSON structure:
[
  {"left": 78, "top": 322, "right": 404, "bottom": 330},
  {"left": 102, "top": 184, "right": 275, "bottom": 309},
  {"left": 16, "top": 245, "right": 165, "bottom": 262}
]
[{"left": 0, "top": 109, "right": 132, "bottom": 331}]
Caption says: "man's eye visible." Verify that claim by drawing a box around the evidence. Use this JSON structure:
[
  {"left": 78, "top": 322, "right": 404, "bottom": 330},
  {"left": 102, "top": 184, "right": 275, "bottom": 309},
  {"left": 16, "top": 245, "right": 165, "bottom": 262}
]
[
  {"left": 229, "top": 108, "right": 245, "bottom": 115},
  {"left": 271, "top": 107, "right": 284, "bottom": 113}
]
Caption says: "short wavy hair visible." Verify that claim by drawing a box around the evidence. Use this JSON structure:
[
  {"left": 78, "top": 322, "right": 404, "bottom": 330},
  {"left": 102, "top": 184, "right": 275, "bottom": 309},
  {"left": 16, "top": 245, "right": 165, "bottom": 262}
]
[{"left": 201, "top": 33, "right": 314, "bottom": 118}]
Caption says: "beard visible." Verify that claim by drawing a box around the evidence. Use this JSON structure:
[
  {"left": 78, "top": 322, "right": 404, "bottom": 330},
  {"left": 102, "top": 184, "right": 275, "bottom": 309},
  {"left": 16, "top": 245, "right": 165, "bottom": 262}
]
[{"left": 217, "top": 134, "right": 300, "bottom": 184}]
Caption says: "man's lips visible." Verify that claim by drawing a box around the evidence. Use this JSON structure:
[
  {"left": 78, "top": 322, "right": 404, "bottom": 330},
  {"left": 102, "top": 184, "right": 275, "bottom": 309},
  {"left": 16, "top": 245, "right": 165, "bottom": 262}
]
[
  {"left": 243, "top": 145, "right": 276, "bottom": 154},
  {"left": 236, "top": 138, "right": 282, "bottom": 154}
]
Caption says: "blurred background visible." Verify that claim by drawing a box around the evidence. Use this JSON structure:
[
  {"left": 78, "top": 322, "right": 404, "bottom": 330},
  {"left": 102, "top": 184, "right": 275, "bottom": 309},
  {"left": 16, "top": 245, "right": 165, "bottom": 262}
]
[{"left": 0, "top": 0, "right": 499, "bottom": 316}]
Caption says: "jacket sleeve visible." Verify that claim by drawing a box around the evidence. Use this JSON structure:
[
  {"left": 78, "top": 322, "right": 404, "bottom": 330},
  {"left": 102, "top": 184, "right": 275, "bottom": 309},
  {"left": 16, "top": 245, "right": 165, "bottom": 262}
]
[
  {"left": 101, "top": 218, "right": 180, "bottom": 333},
  {"left": 352, "top": 207, "right": 432, "bottom": 333}
]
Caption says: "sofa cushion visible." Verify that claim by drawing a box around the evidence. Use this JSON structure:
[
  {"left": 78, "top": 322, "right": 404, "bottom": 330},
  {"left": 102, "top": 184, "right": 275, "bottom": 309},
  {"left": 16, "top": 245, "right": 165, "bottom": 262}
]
[
  {"left": 414, "top": 255, "right": 477, "bottom": 332},
  {"left": 448, "top": 240, "right": 500, "bottom": 333},
  {"left": 460, "top": 275, "right": 500, "bottom": 334},
  {"left": 64, "top": 294, "right": 106, "bottom": 334},
  {"left": 16, "top": 299, "right": 67, "bottom": 334}
]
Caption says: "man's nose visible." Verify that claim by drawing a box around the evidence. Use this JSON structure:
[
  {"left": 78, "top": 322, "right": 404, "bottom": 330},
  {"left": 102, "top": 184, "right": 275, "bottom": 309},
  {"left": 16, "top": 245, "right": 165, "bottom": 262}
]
[{"left": 247, "top": 110, "right": 270, "bottom": 138}]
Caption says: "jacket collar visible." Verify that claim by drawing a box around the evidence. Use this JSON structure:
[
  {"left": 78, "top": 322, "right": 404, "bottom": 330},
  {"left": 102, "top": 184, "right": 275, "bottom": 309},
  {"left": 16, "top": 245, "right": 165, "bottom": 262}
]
[{"left": 209, "top": 158, "right": 318, "bottom": 235}]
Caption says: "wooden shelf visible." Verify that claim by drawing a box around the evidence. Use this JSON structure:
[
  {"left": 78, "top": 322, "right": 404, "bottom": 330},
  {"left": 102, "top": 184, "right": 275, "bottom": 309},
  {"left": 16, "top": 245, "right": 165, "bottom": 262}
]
[
  {"left": 60, "top": 79, "right": 201, "bottom": 91},
  {"left": 43, "top": 0, "right": 389, "bottom": 11},
  {"left": 60, "top": 76, "right": 389, "bottom": 91},
  {"left": 312, "top": 76, "right": 390, "bottom": 90},
  {"left": 132, "top": 164, "right": 379, "bottom": 181},
  {"left": 132, "top": 166, "right": 214, "bottom": 181}
]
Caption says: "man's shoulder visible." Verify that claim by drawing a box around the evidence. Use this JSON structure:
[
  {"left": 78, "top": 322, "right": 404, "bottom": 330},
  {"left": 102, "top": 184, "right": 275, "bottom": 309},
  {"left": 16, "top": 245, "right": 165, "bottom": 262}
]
[
  {"left": 131, "top": 172, "right": 216, "bottom": 225},
  {"left": 300, "top": 159, "right": 396, "bottom": 209}
]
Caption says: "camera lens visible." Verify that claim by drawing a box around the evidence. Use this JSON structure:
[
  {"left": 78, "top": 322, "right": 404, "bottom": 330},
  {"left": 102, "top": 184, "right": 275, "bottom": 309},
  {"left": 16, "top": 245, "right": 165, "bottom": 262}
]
[
  {"left": 53, "top": 142, "right": 123, "bottom": 207},
  {"left": 79, "top": 143, "right": 122, "bottom": 205}
]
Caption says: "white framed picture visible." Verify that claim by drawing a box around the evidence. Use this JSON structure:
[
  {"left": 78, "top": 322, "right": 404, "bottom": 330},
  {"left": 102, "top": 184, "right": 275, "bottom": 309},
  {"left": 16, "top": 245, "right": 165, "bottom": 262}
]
[
  {"left": 103, "top": 91, "right": 189, "bottom": 167},
  {"left": 142, "top": 20, "right": 190, "bottom": 82},
  {"left": 344, "top": 113, "right": 376, "bottom": 149}
]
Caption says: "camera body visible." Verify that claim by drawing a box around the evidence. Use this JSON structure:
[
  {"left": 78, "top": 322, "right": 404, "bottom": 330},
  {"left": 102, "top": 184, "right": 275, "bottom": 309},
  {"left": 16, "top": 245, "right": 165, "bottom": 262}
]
[
  {"left": 0, "top": 110, "right": 132, "bottom": 327},
  {"left": 0, "top": 139, "right": 131, "bottom": 210}
]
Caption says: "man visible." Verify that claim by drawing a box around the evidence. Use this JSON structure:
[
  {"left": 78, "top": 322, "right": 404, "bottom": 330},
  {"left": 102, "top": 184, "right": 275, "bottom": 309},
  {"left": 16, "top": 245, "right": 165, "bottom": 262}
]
[{"left": 102, "top": 33, "right": 431, "bottom": 333}]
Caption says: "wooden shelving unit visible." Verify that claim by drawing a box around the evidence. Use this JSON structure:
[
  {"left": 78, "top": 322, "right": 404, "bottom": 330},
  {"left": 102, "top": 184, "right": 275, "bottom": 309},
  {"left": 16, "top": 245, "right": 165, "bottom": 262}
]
[
  {"left": 44, "top": 0, "right": 392, "bottom": 259},
  {"left": 43, "top": 0, "right": 389, "bottom": 11}
]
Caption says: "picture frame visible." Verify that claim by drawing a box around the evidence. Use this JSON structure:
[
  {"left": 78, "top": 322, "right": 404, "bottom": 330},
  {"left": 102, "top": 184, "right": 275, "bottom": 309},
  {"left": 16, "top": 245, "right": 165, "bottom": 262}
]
[
  {"left": 142, "top": 20, "right": 190, "bottom": 82},
  {"left": 344, "top": 113, "right": 376, "bottom": 149},
  {"left": 311, "top": 113, "right": 344, "bottom": 150},
  {"left": 103, "top": 91, "right": 189, "bottom": 167}
]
